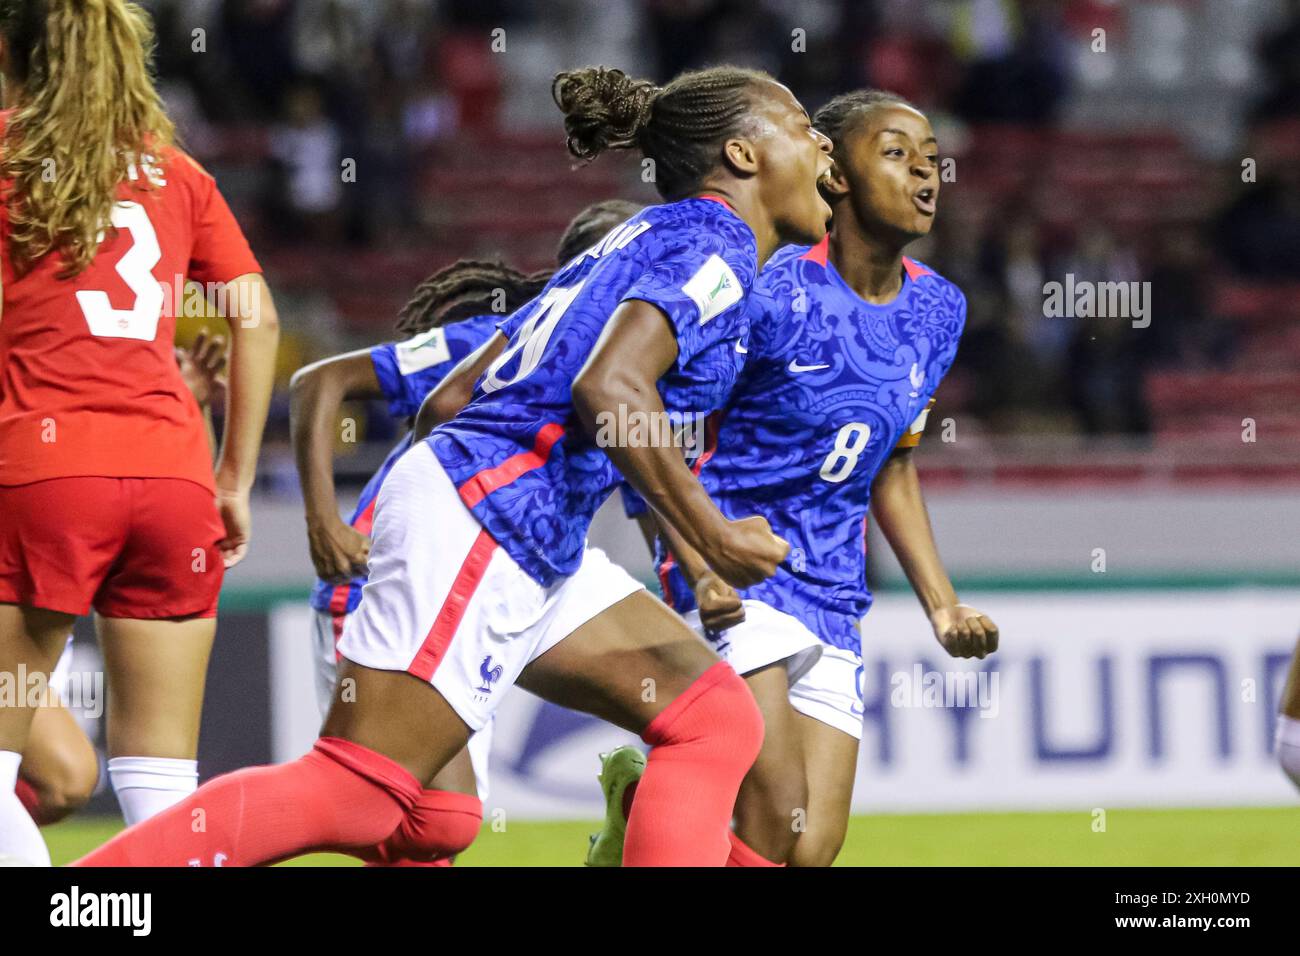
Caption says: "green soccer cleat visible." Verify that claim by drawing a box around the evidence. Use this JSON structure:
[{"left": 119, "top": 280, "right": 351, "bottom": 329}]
[{"left": 584, "top": 745, "right": 647, "bottom": 867}]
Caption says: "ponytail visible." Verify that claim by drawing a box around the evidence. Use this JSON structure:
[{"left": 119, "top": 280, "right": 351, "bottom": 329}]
[
  {"left": 552, "top": 64, "right": 770, "bottom": 201},
  {"left": 1, "top": 0, "right": 175, "bottom": 275},
  {"left": 552, "top": 67, "right": 658, "bottom": 162}
]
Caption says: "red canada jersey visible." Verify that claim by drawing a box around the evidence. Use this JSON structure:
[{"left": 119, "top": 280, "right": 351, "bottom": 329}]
[{"left": 0, "top": 111, "right": 261, "bottom": 491}]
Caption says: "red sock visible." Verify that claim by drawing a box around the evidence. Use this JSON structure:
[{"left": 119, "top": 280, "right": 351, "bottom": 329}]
[
  {"left": 623, "top": 662, "right": 764, "bottom": 866},
  {"left": 726, "top": 830, "right": 783, "bottom": 867},
  {"left": 72, "top": 738, "right": 421, "bottom": 867},
  {"left": 362, "top": 789, "right": 482, "bottom": 866},
  {"left": 371, "top": 856, "right": 454, "bottom": 868},
  {"left": 14, "top": 777, "right": 44, "bottom": 825}
]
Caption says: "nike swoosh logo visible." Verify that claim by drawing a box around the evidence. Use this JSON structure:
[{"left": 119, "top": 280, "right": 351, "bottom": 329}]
[
  {"left": 788, "top": 359, "right": 830, "bottom": 373},
  {"left": 735, "top": 340, "right": 748, "bottom": 354}
]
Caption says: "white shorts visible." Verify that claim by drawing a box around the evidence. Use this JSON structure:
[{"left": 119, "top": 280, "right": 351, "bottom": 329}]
[
  {"left": 312, "top": 608, "right": 495, "bottom": 800},
  {"left": 684, "top": 600, "right": 822, "bottom": 686},
  {"left": 337, "top": 441, "right": 645, "bottom": 733},
  {"left": 788, "top": 644, "right": 865, "bottom": 740},
  {"left": 685, "top": 601, "right": 864, "bottom": 740}
]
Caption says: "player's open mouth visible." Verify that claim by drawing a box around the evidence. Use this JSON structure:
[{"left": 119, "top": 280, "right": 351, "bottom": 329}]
[
  {"left": 913, "top": 187, "right": 936, "bottom": 215},
  {"left": 815, "top": 163, "right": 835, "bottom": 215}
]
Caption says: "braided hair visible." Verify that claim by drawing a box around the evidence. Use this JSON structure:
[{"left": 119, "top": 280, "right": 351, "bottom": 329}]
[
  {"left": 394, "top": 259, "right": 551, "bottom": 337},
  {"left": 552, "top": 65, "right": 772, "bottom": 201},
  {"left": 394, "top": 199, "right": 646, "bottom": 337},
  {"left": 555, "top": 198, "right": 645, "bottom": 264},
  {"left": 811, "top": 89, "right": 914, "bottom": 154}
]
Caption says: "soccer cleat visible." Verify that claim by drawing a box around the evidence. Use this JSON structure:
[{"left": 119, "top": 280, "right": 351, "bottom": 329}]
[{"left": 584, "top": 745, "right": 646, "bottom": 867}]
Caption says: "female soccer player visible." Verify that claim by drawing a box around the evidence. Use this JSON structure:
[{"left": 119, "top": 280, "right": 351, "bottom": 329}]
[
  {"left": 76, "top": 63, "right": 832, "bottom": 867},
  {"left": 289, "top": 200, "right": 641, "bottom": 865},
  {"left": 590, "top": 90, "right": 1000, "bottom": 867},
  {"left": 0, "top": 0, "right": 278, "bottom": 865},
  {"left": 16, "top": 338, "right": 231, "bottom": 829}
]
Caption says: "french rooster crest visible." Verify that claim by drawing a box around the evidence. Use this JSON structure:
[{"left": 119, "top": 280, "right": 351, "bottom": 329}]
[{"left": 477, "top": 655, "right": 504, "bottom": 694}]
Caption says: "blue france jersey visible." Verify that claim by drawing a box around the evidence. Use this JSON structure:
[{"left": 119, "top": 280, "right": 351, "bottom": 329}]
[
  {"left": 309, "top": 313, "right": 503, "bottom": 615},
  {"left": 430, "top": 197, "right": 757, "bottom": 586},
  {"left": 657, "top": 238, "right": 966, "bottom": 653}
]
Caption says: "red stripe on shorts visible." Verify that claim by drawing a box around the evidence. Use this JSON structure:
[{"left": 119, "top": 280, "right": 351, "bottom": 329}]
[
  {"left": 657, "top": 552, "right": 676, "bottom": 610},
  {"left": 353, "top": 496, "right": 379, "bottom": 536},
  {"left": 329, "top": 606, "right": 347, "bottom": 663},
  {"left": 407, "top": 528, "right": 498, "bottom": 682},
  {"left": 326, "top": 495, "right": 380, "bottom": 661},
  {"left": 457, "top": 423, "right": 564, "bottom": 509}
]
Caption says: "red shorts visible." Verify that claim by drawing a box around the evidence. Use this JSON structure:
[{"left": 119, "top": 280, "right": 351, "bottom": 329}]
[{"left": 0, "top": 477, "right": 225, "bottom": 619}]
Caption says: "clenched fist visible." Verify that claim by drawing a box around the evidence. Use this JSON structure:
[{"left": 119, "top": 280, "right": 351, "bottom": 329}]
[
  {"left": 930, "top": 604, "right": 999, "bottom": 660},
  {"left": 703, "top": 515, "right": 788, "bottom": 589},
  {"left": 695, "top": 570, "right": 745, "bottom": 631}
]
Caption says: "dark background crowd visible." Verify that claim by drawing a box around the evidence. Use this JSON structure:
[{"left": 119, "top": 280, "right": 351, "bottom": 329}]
[{"left": 140, "top": 0, "right": 1300, "bottom": 484}]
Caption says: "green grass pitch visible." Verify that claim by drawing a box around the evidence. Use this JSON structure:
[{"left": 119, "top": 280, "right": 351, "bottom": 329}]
[{"left": 43, "top": 807, "right": 1300, "bottom": 866}]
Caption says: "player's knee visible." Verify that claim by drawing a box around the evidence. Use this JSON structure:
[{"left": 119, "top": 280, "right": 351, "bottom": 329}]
[
  {"left": 385, "top": 790, "right": 483, "bottom": 863},
  {"left": 23, "top": 750, "right": 99, "bottom": 825},
  {"left": 1276, "top": 715, "right": 1300, "bottom": 791},
  {"left": 656, "top": 663, "right": 765, "bottom": 769}
]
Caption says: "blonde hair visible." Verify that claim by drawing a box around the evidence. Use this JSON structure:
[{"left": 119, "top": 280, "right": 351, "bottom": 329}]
[{"left": 1, "top": 0, "right": 175, "bottom": 276}]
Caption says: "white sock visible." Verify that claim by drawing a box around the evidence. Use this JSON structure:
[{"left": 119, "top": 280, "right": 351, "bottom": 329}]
[
  {"left": 107, "top": 756, "right": 198, "bottom": 826},
  {"left": 1277, "top": 715, "right": 1300, "bottom": 793},
  {"left": 0, "top": 750, "right": 51, "bottom": 866}
]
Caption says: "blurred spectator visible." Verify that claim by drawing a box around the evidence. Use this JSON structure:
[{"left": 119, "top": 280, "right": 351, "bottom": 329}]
[
  {"left": 1059, "top": 223, "right": 1139, "bottom": 330},
  {"left": 1060, "top": 225, "right": 1150, "bottom": 436},
  {"left": 951, "top": 0, "right": 1071, "bottom": 124},
  {"left": 1212, "top": 164, "right": 1300, "bottom": 280},
  {"left": 219, "top": 0, "right": 298, "bottom": 121},
  {"left": 1144, "top": 230, "right": 1237, "bottom": 370},
  {"left": 1252, "top": 0, "right": 1300, "bottom": 121},
  {"left": 1065, "top": 312, "right": 1152, "bottom": 438},
  {"left": 645, "top": 0, "right": 725, "bottom": 79},
  {"left": 267, "top": 81, "right": 344, "bottom": 242}
]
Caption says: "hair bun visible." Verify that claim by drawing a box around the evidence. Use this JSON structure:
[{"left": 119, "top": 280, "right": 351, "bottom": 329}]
[{"left": 552, "top": 67, "right": 658, "bottom": 161}]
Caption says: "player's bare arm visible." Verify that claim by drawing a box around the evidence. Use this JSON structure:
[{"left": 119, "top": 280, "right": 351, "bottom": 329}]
[
  {"left": 572, "top": 298, "right": 788, "bottom": 589},
  {"left": 870, "top": 445, "right": 998, "bottom": 659},
  {"left": 411, "top": 331, "right": 509, "bottom": 440},
  {"left": 650, "top": 510, "right": 746, "bottom": 631},
  {"left": 288, "top": 349, "right": 387, "bottom": 583},
  {"left": 213, "top": 272, "right": 280, "bottom": 568}
]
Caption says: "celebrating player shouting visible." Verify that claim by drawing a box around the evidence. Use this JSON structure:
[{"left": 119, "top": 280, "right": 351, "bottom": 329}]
[
  {"left": 591, "top": 91, "right": 999, "bottom": 867},
  {"left": 76, "top": 63, "right": 832, "bottom": 867}
]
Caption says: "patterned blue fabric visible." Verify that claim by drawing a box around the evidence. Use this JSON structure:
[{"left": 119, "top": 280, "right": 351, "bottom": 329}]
[
  {"left": 657, "top": 242, "right": 966, "bottom": 653},
  {"left": 431, "top": 198, "right": 758, "bottom": 586}
]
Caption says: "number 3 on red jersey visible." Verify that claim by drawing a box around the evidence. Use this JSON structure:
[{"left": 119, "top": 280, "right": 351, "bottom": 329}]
[{"left": 74, "top": 200, "right": 164, "bottom": 341}]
